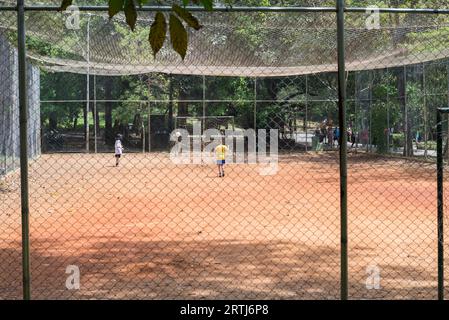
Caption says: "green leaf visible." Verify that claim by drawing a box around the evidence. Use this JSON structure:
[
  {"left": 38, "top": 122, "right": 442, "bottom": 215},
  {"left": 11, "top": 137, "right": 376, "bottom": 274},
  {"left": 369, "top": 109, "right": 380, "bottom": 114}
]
[
  {"left": 59, "top": 0, "right": 73, "bottom": 12},
  {"left": 149, "top": 12, "right": 167, "bottom": 58},
  {"left": 172, "top": 4, "right": 202, "bottom": 31},
  {"left": 169, "top": 14, "right": 188, "bottom": 60},
  {"left": 108, "top": 0, "right": 124, "bottom": 19},
  {"left": 200, "top": 0, "right": 213, "bottom": 11},
  {"left": 124, "top": 0, "right": 137, "bottom": 31}
]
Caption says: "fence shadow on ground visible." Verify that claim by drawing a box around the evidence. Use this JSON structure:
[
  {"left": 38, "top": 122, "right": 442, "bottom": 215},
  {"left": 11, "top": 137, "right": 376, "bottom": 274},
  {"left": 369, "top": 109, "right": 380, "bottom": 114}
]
[{"left": 0, "top": 237, "right": 440, "bottom": 300}]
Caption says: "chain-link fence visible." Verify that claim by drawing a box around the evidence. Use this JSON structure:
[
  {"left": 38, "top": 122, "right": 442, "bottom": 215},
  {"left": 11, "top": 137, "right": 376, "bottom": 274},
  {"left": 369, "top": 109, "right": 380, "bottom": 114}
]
[{"left": 1, "top": 1, "right": 449, "bottom": 300}]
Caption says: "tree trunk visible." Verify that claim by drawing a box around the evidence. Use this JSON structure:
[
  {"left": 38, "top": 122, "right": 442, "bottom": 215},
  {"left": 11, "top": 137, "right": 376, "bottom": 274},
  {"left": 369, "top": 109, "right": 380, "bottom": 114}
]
[
  {"left": 91, "top": 106, "right": 100, "bottom": 143},
  {"left": 72, "top": 115, "right": 77, "bottom": 130},
  {"left": 133, "top": 114, "right": 142, "bottom": 135},
  {"left": 178, "top": 90, "right": 188, "bottom": 117},
  {"left": 263, "top": 78, "right": 277, "bottom": 101},
  {"left": 49, "top": 111, "right": 57, "bottom": 131},
  {"left": 176, "top": 78, "right": 192, "bottom": 132}
]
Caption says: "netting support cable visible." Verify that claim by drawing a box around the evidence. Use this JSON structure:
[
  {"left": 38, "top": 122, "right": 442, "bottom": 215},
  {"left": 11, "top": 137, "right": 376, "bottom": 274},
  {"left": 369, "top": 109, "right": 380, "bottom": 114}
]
[
  {"left": 17, "top": 0, "right": 31, "bottom": 300},
  {"left": 337, "top": 0, "right": 348, "bottom": 300}
]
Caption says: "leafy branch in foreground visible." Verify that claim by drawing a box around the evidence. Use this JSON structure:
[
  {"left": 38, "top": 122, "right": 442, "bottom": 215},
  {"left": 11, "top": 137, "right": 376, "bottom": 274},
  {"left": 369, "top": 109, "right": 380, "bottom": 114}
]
[{"left": 59, "top": 0, "right": 213, "bottom": 60}]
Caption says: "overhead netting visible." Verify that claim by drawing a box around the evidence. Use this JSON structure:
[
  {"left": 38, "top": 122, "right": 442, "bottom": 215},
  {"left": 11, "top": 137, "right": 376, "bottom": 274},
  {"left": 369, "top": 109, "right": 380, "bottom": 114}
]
[{"left": 1, "top": 2, "right": 449, "bottom": 76}]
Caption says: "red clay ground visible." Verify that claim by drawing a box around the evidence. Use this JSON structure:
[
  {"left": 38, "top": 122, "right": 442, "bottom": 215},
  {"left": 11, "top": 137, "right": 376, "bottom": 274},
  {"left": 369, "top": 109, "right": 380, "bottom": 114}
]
[{"left": 0, "top": 151, "right": 448, "bottom": 299}]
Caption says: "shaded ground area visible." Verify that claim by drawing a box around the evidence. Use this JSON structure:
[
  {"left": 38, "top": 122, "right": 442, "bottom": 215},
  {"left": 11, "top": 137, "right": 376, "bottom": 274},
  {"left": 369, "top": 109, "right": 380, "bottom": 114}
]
[{"left": 0, "top": 152, "right": 447, "bottom": 299}]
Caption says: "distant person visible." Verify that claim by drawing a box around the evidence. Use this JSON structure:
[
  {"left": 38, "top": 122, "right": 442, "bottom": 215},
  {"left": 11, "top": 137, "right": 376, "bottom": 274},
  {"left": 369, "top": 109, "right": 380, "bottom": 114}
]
[
  {"left": 416, "top": 131, "right": 422, "bottom": 143},
  {"left": 327, "top": 125, "right": 334, "bottom": 147},
  {"left": 115, "top": 134, "right": 124, "bottom": 166},
  {"left": 334, "top": 127, "right": 340, "bottom": 146},
  {"left": 215, "top": 141, "right": 229, "bottom": 178},
  {"left": 320, "top": 123, "right": 327, "bottom": 144},
  {"left": 314, "top": 127, "right": 322, "bottom": 151},
  {"left": 415, "top": 131, "right": 422, "bottom": 149},
  {"left": 350, "top": 129, "right": 356, "bottom": 148}
]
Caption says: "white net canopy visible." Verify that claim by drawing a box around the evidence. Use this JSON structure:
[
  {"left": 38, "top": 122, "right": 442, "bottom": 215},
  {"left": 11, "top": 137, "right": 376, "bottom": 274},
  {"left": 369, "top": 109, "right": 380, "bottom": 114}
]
[{"left": 1, "top": 1, "right": 449, "bottom": 76}]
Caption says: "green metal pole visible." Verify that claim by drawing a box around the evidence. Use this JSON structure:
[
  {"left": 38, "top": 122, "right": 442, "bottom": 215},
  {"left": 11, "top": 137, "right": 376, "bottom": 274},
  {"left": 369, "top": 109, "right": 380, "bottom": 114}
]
[
  {"left": 17, "top": 0, "right": 31, "bottom": 300},
  {"left": 436, "top": 109, "right": 444, "bottom": 300},
  {"left": 254, "top": 77, "right": 257, "bottom": 131},
  {"left": 168, "top": 74, "right": 174, "bottom": 133},
  {"left": 337, "top": 0, "right": 348, "bottom": 300}
]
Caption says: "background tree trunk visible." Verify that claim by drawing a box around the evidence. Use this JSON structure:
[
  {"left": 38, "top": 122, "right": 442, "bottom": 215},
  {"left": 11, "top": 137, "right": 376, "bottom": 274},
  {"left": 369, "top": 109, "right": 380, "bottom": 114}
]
[{"left": 49, "top": 111, "right": 57, "bottom": 131}]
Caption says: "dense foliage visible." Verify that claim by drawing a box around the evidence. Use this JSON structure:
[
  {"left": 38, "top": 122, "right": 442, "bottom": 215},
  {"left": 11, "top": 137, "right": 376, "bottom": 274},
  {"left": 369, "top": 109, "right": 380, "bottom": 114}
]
[{"left": 38, "top": 0, "right": 449, "bottom": 153}]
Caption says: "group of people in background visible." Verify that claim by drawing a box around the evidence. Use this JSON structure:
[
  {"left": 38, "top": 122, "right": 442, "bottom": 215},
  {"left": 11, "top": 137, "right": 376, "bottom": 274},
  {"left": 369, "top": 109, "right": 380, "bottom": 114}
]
[{"left": 314, "top": 119, "right": 357, "bottom": 149}]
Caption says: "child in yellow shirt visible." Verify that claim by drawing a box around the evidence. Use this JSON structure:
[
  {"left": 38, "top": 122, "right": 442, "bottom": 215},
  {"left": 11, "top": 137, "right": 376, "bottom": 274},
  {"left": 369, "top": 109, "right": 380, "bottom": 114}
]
[{"left": 215, "top": 143, "right": 229, "bottom": 177}]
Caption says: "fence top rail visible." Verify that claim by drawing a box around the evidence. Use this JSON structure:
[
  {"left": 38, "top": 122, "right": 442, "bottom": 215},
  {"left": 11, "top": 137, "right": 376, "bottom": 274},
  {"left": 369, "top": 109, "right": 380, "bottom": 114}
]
[{"left": 1, "top": 5, "right": 449, "bottom": 14}]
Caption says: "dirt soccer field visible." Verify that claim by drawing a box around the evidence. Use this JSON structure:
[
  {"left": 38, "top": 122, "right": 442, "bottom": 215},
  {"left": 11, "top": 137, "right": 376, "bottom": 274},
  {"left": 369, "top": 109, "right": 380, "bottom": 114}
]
[{"left": 1, "top": 152, "right": 448, "bottom": 299}]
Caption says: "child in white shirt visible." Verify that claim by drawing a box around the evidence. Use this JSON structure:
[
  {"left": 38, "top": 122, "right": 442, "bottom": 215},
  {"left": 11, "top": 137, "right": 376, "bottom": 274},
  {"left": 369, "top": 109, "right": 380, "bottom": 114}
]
[{"left": 115, "top": 134, "right": 124, "bottom": 166}]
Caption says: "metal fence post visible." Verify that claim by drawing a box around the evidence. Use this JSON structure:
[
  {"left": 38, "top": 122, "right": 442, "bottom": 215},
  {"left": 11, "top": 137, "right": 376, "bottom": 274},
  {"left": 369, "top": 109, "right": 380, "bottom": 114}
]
[
  {"left": 436, "top": 107, "right": 446, "bottom": 300},
  {"left": 203, "top": 75, "right": 206, "bottom": 134},
  {"left": 254, "top": 77, "right": 257, "bottom": 131},
  {"left": 17, "top": 0, "right": 31, "bottom": 300},
  {"left": 94, "top": 74, "right": 97, "bottom": 153},
  {"left": 305, "top": 74, "right": 308, "bottom": 152},
  {"left": 85, "top": 13, "right": 91, "bottom": 153},
  {"left": 337, "top": 0, "right": 348, "bottom": 300}
]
